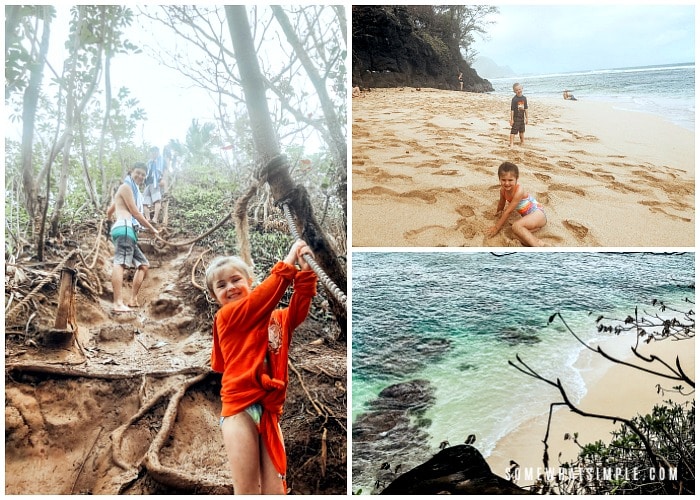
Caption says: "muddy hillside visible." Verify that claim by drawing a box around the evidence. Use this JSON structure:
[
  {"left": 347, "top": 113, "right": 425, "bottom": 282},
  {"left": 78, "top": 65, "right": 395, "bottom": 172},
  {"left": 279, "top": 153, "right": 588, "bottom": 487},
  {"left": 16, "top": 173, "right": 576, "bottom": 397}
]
[{"left": 5, "top": 220, "right": 347, "bottom": 495}]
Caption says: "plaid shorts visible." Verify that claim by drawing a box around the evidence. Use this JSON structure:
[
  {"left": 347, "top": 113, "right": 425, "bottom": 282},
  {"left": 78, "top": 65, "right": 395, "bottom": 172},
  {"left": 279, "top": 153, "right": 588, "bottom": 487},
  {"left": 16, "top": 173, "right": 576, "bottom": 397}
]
[{"left": 113, "top": 235, "right": 149, "bottom": 268}]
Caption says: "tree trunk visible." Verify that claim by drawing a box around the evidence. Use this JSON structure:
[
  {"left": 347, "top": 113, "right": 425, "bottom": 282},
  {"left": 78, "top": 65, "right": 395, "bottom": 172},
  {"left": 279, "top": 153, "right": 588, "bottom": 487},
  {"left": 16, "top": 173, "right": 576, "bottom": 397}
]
[
  {"left": 49, "top": 7, "right": 104, "bottom": 237},
  {"left": 77, "top": 115, "right": 99, "bottom": 209},
  {"left": 225, "top": 6, "right": 347, "bottom": 340},
  {"left": 271, "top": 6, "right": 347, "bottom": 219},
  {"left": 98, "top": 5, "right": 112, "bottom": 207},
  {"left": 20, "top": 8, "right": 51, "bottom": 225}
]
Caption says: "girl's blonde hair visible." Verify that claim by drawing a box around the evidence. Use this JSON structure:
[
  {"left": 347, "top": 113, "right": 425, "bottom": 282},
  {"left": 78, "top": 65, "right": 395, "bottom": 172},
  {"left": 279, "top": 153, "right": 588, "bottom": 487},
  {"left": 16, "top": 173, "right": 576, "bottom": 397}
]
[{"left": 204, "top": 256, "right": 255, "bottom": 297}]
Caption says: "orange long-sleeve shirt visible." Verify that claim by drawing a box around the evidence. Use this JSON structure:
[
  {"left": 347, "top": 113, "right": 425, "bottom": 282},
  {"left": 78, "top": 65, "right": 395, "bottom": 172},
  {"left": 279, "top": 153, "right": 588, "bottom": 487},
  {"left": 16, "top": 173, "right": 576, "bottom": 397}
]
[{"left": 211, "top": 260, "right": 317, "bottom": 481}]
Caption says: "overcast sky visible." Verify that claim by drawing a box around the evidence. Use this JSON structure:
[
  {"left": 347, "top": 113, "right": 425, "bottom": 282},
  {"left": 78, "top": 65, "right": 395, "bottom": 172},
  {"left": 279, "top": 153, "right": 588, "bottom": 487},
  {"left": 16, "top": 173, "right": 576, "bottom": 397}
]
[
  {"left": 4, "top": 5, "right": 214, "bottom": 150},
  {"left": 472, "top": 4, "right": 695, "bottom": 75}
]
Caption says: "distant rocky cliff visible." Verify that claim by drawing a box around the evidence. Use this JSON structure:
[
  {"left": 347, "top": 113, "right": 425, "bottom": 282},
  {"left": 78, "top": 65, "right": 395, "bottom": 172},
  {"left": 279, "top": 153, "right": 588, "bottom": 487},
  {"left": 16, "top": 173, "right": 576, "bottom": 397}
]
[{"left": 352, "top": 5, "right": 493, "bottom": 92}]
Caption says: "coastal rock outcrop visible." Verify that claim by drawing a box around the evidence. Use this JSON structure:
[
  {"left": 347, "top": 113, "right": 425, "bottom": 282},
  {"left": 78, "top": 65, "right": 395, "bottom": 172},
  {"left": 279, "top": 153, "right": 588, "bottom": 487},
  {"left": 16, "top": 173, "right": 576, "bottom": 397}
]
[
  {"left": 380, "top": 444, "right": 530, "bottom": 495},
  {"left": 352, "top": 379, "right": 436, "bottom": 493},
  {"left": 352, "top": 5, "right": 494, "bottom": 92}
]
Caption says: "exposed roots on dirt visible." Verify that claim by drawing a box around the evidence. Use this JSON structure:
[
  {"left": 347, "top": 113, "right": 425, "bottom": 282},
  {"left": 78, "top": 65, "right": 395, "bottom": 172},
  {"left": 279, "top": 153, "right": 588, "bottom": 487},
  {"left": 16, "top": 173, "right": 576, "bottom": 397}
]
[{"left": 5, "top": 223, "right": 346, "bottom": 495}]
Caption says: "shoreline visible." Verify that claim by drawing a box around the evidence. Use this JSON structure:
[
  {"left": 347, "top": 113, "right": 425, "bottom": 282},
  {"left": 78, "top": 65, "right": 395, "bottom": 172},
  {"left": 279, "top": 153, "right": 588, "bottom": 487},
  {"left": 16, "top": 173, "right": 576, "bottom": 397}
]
[
  {"left": 485, "top": 331, "right": 695, "bottom": 483},
  {"left": 485, "top": 89, "right": 695, "bottom": 133},
  {"left": 352, "top": 88, "right": 694, "bottom": 247}
]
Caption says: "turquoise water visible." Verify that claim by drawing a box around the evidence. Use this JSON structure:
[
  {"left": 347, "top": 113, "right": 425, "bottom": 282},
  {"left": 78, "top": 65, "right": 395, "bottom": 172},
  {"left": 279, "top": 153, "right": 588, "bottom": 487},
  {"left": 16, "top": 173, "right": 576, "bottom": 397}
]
[
  {"left": 488, "top": 63, "right": 695, "bottom": 131},
  {"left": 352, "top": 252, "right": 695, "bottom": 458}
]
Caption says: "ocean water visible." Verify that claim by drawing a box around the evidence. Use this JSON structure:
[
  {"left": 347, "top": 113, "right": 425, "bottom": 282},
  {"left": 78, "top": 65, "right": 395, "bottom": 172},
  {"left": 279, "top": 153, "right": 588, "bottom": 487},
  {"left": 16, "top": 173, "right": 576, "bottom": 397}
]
[
  {"left": 352, "top": 252, "right": 694, "bottom": 467},
  {"left": 488, "top": 63, "right": 695, "bottom": 131}
]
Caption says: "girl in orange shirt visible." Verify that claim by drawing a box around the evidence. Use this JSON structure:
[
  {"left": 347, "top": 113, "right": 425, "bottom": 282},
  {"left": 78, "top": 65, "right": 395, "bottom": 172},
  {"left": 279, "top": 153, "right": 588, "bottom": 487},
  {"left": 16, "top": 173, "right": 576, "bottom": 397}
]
[{"left": 206, "top": 240, "right": 317, "bottom": 494}]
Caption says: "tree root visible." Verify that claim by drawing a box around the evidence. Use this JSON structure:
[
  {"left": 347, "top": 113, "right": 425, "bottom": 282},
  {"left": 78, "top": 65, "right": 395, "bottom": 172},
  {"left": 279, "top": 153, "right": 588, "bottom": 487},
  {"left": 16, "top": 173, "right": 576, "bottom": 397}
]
[
  {"left": 143, "top": 373, "right": 228, "bottom": 492},
  {"left": 110, "top": 381, "right": 184, "bottom": 470},
  {"left": 6, "top": 362, "right": 209, "bottom": 380},
  {"left": 289, "top": 359, "right": 324, "bottom": 418},
  {"left": 108, "top": 371, "right": 232, "bottom": 493}
]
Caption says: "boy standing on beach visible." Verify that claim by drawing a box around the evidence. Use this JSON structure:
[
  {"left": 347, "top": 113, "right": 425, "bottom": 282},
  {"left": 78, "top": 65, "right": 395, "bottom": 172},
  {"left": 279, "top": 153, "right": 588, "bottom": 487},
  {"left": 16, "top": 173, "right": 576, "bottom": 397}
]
[{"left": 509, "top": 83, "right": 528, "bottom": 146}]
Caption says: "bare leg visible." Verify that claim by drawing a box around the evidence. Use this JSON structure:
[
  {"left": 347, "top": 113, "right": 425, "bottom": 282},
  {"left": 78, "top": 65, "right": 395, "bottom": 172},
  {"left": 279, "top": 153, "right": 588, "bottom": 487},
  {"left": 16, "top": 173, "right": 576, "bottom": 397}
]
[
  {"left": 519, "top": 131, "right": 525, "bottom": 145},
  {"left": 509, "top": 133, "right": 515, "bottom": 147},
  {"left": 112, "top": 264, "right": 130, "bottom": 311},
  {"left": 128, "top": 265, "right": 147, "bottom": 307},
  {"left": 511, "top": 211, "right": 547, "bottom": 247},
  {"left": 221, "top": 413, "right": 262, "bottom": 494}
]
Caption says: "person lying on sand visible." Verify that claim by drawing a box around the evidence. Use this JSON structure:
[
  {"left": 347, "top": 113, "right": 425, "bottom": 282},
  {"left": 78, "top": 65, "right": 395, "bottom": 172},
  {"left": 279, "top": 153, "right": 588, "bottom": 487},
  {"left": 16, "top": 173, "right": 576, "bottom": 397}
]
[{"left": 486, "top": 161, "right": 547, "bottom": 247}]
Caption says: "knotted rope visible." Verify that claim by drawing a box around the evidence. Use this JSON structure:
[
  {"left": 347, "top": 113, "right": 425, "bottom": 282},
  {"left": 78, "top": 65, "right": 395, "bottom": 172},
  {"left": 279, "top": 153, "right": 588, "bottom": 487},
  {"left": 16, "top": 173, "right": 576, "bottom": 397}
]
[{"left": 281, "top": 201, "right": 347, "bottom": 309}]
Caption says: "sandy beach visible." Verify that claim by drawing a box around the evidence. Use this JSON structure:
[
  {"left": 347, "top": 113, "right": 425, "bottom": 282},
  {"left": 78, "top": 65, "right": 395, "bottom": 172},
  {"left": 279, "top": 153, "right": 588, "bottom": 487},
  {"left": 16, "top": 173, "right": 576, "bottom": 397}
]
[
  {"left": 351, "top": 88, "right": 694, "bottom": 247},
  {"left": 485, "top": 332, "right": 695, "bottom": 484}
]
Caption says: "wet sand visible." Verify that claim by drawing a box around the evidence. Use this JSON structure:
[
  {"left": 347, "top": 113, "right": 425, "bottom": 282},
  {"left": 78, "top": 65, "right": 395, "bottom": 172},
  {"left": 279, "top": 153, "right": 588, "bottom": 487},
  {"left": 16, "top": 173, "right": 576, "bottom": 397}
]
[
  {"left": 352, "top": 88, "right": 694, "bottom": 247},
  {"left": 485, "top": 332, "right": 695, "bottom": 484}
]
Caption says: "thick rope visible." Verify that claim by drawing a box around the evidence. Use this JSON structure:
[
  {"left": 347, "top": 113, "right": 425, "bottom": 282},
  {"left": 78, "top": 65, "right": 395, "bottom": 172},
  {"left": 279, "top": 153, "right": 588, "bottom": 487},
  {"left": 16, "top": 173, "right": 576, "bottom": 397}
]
[
  {"left": 281, "top": 203, "right": 347, "bottom": 308},
  {"left": 149, "top": 213, "right": 232, "bottom": 248}
]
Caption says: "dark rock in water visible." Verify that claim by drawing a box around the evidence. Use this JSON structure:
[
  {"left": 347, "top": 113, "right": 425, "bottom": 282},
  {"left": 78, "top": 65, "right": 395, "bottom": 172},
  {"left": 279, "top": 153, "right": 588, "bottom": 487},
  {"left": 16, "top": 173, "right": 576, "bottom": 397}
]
[
  {"left": 368, "top": 379, "right": 435, "bottom": 412},
  {"left": 380, "top": 444, "right": 530, "bottom": 495},
  {"left": 352, "top": 380, "right": 437, "bottom": 493},
  {"left": 497, "top": 327, "right": 541, "bottom": 346},
  {"left": 361, "top": 337, "right": 452, "bottom": 379},
  {"left": 352, "top": 410, "right": 408, "bottom": 441}
]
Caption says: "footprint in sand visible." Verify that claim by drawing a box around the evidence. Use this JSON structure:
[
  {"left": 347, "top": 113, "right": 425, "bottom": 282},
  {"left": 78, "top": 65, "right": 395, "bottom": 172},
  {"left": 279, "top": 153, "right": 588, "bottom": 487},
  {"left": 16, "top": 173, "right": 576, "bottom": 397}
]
[
  {"left": 563, "top": 219, "right": 589, "bottom": 240},
  {"left": 455, "top": 205, "right": 475, "bottom": 218},
  {"left": 534, "top": 173, "right": 551, "bottom": 183},
  {"left": 404, "top": 225, "right": 441, "bottom": 238},
  {"left": 404, "top": 225, "right": 452, "bottom": 246},
  {"left": 608, "top": 181, "right": 639, "bottom": 194},
  {"left": 353, "top": 128, "right": 370, "bottom": 138},
  {"left": 541, "top": 233, "right": 565, "bottom": 245},
  {"left": 638, "top": 201, "right": 692, "bottom": 222},
  {"left": 557, "top": 160, "right": 576, "bottom": 169},
  {"left": 365, "top": 166, "right": 380, "bottom": 174},
  {"left": 455, "top": 219, "right": 477, "bottom": 239},
  {"left": 631, "top": 169, "right": 664, "bottom": 185},
  {"left": 550, "top": 183, "right": 586, "bottom": 197}
]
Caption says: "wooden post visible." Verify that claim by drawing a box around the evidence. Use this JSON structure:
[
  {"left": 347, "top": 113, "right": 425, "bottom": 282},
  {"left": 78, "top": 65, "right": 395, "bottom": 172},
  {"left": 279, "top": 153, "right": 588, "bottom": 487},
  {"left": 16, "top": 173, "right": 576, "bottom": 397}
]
[{"left": 53, "top": 255, "right": 77, "bottom": 334}]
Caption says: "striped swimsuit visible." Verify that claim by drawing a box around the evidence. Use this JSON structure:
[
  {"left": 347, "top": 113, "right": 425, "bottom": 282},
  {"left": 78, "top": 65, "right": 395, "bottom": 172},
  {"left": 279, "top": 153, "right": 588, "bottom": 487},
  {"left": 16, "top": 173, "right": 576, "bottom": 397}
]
[{"left": 505, "top": 186, "right": 545, "bottom": 217}]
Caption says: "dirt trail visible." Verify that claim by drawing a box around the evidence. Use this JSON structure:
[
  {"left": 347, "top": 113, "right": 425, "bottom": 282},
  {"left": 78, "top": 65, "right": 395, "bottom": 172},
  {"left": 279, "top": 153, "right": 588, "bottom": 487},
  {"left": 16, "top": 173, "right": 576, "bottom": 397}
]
[{"left": 5, "top": 232, "right": 347, "bottom": 494}]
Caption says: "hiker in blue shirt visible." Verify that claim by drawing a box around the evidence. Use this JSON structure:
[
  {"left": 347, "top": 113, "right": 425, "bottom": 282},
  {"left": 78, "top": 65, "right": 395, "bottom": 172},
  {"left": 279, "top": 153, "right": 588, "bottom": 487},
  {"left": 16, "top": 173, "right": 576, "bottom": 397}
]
[{"left": 144, "top": 146, "right": 166, "bottom": 224}]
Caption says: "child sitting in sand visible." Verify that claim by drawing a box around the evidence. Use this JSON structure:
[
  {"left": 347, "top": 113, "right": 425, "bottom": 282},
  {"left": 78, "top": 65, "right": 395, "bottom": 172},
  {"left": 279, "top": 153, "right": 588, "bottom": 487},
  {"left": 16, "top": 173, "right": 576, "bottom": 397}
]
[{"left": 486, "top": 161, "right": 547, "bottom": 247}]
